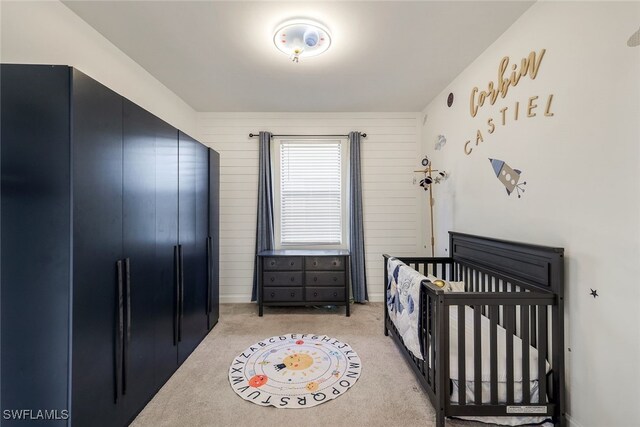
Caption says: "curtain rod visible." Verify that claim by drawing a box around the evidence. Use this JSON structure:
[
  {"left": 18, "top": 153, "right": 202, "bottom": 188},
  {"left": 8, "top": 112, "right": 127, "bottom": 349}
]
[{"left": 248, "top": 133, "right": 367, "bottom": 138}]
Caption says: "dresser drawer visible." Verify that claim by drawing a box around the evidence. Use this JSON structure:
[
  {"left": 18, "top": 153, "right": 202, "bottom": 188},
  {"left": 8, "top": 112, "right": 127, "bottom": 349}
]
[
  {"left": 306, "top": 271, "right": 345, "bottom": 286},
  {"left": 263, "top": 272, "right": 303, "bottom": 287},
  {"left": 305, "top": 256, "right": 346, "bottom": 271},
  {"left": 263, "top": 287, "right": 303, "bottom": 302},
  {"left": 306, "top": 287, "right": 345, "bottom": 302},
  {"left": 263, "top": 256, "right": 302, "bottom": 271}
]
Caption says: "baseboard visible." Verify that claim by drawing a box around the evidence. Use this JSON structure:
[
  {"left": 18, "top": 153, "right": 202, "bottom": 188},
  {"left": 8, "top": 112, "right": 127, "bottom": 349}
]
[
  {"left": 220, "top": 294, "right": 252, "bottom": 304},
  {"left": 566, "top": 414, "right": 582, "bottom": 427},
  {"left": 367, "top": 292, "right": 384, "bottom": 302},
  {"left": 221, "top": 294, "right": 385, "bottom": 304}
]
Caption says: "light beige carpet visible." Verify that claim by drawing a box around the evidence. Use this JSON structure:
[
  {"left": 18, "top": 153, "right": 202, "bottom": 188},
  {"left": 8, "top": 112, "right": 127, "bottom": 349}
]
[{"left": 131, "top": 303, "right": 491, "bottom": 427}]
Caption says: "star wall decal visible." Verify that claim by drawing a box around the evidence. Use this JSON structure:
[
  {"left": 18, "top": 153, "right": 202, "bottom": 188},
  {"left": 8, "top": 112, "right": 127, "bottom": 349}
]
[{"left": 590, "top": 289, "right": 598, "bottom": 298}]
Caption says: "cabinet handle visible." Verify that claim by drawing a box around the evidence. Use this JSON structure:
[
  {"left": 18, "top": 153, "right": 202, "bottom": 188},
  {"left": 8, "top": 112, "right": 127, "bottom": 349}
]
[
  {"left": 270, "top": 277, "right": 275, "bottom": 282},
  {"left": 290, "top": 261, "right": 294, "bottom": 266},
  {"left": 313, "top": 261, "right": 318, "bottom": 266},
  {"left": 173, "top": 246, "right": 179, "bottom": 346},
  {"left": 333, "top": 261, "right": 337, "bottom": 266},
  {"left": 115, "top": 260, "right": 124, "bottom": 403},
  {"left": 290, "top": 276, "right": 295, "bottom": 282},
  {"left": 270, "top": 261, "right": 275, "bottom": 266},
  {"left": 270, "top": 292, "right": 275, "bottom": 297},
  {"left": 206, "top": 237, "right": 212, "bottom": 316},
  {"left": 290, "top": 292, "right": 295, "bottom": 297},
  {"left": 123, "top": 258, "right": 131, "bottom": 395},
  {"left": 333, "top": 292, "right": 338, "bottom": 297},
  {"left": 314, "top": 292, "right": 318, "bottom": 297},
  {"left": 178, "top": 245, "right": 184, "bottom": 343}
]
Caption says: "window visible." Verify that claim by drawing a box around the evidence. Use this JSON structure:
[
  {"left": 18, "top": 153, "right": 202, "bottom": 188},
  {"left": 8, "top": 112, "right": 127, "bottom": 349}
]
[{"left": 274, "top": 139, "right": 348, "bottom": 248}]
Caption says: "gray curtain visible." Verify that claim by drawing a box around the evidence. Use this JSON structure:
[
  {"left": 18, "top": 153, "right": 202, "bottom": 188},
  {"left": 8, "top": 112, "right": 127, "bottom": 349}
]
[
  {"left": 349, "top": 131, "right": 368, "bottom": 302},
  {"left": 252, "top": 131, "right": 275, "bottom": 301}
]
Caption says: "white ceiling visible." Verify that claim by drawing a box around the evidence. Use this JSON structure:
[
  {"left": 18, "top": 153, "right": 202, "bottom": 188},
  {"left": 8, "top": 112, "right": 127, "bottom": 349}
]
[{"left": 63, "top": 1, "right": 534, "bottom": 112}]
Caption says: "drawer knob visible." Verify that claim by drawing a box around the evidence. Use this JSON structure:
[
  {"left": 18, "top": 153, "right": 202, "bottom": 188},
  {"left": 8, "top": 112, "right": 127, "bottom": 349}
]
[
  {"left": 333, "top": 277, "right": 337, "bottom": 281},
  {"left": 333, "top": 292, "right": 338, "bottom": 297},
  {"left": 290, "top": 261, "right": 294, "bottom": 266},
  {"left": 290, "top": 292, "right": 295, "bottom": 297},
  {"left": 270, "top": 292, "right": 275, "bottom": 297},
  {"left": 270, "top": 277, "right": 275, "bottom": 282},
  {"left": 313, "top": 277, "right": 317, "bottom": 282},
  {"left": 314, "top": 292, "right": 318, "bottom": 297},
  {"left": 270, "top": 261, "right": 275, "bottom": 266},
  {"left": 290, "top": 276, "right": 295, "bottom": 282},
  {"left": 333, "top": 261, "right": 337, "bottom": 265},
  {"left": 313, "top": 261, "right": 318, "bottom": 266}
]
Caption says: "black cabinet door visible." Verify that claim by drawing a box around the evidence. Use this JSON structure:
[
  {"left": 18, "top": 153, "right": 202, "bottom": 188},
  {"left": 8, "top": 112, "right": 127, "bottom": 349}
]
[
  {"left": 122, "top": 100, "right": 158, "bottom": 421},
  {"left": 154, "top": 120, "right": 179, "bottom": 386},
  {"left": 195, "top": 142, "right": 210, "bottom": 332},
  {"left": 1, "top": 64, "right": 71, "bottom": 426},
  {"left": 178, "top": 132, "right": 199, "bottom": 363},
  {"left": 208, "top": 149, "right": 220, "bottom": 330},
  {"left": 71, "top": 69, "right": 124, "bottom": 427}
]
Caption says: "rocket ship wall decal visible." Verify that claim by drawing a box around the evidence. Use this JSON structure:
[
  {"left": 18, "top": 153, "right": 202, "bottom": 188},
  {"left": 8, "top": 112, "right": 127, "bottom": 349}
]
[{"left": 489, "top": 158, "right": 527, "bottom": 198}]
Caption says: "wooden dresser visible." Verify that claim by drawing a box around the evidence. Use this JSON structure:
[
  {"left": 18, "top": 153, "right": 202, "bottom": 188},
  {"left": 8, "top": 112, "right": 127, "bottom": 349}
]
[{"left": 257, "top": 250, "right": 350, "bottom": 317}]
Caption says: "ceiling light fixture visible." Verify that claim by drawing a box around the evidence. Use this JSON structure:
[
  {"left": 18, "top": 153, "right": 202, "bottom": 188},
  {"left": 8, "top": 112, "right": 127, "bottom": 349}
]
[{"left": 273, "top": 19, "right": 331, "bottom": 63}]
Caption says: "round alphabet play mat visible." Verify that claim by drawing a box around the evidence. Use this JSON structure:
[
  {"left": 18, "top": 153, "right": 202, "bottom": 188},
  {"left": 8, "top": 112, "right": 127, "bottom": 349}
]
[{"left": 228, "top": 333, "right": 362, "bottom": 408}]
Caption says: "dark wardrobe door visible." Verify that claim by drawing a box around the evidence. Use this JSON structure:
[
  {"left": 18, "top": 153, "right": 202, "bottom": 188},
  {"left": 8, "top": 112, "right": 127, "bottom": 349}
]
[
  {"left": 1, "top": 65, "right": 71, "bottom": 426},
  {"left": 208, "top": 149, "right": 220, "bottom": 330},
  {"left": 154, "top": 120, "right": 179, "bottom": 385},
  {"left": 178, "top": 132, "right": 207, "bottom": 363},
  {"left": 122, "top": 100, "right": 158, "bottom": 421},
  {"left": 195, "top": 142, "right": 210, "bottom": 331},
  {"left": 72, "top": 70, "right": 124, "bottom": 427}
]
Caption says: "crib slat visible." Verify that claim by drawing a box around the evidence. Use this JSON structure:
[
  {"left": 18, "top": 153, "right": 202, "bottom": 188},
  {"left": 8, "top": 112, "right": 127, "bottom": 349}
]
[
  {"left": 538, "top": 305, "right": 548, "bottom": 404},
  {"left": 429, "top": 295, "right": 435, "bottom": 387},
  {"left": 505, "top": 305, "right": 515, "bottom": 404},
  {"left": 457, "top": 305, "right": 466, "bottom": 405},
  {"left": 521, "top": 304, "right": 531, "bottom": 403},
  {"left": 474, "top": 269, "right": 479, "bottom": 292},
  {"left": 442, "top": 305, "right": 451, "bottom": 400},
  {"left": 531, "top": 305, "right": 537, "bottom": 347},
  {"left": 489, "top": 305, "right": 499, "bottom": 405},
  {"left": 473, "top": 305, "right": 482, "bottom": 405}
]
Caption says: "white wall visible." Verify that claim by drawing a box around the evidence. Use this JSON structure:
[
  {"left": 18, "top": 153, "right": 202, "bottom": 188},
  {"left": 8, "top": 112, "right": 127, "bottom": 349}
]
[
  {"left": 0, "top": 1, "right": 196, "bottom": 135},
  {"left": 197, "top": 112, "right": 424, "bottom": 303},
  {"left": 421, "top": 2, "right": 640, "bottom": 426}
]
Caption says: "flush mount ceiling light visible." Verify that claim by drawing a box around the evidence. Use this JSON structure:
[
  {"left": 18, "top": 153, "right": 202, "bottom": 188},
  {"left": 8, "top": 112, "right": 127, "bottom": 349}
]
[{"left": 273, "top": 19, "right": 331, "bottom": 63}]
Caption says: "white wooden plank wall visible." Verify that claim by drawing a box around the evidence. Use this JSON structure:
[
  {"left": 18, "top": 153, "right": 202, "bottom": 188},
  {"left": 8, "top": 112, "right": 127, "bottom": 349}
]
[{"left": 197, "top": 112, "right": 424, "bottom": 303}]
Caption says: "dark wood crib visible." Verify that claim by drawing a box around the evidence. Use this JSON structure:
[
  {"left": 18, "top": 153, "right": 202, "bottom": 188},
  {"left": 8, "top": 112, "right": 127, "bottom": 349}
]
[{"left": 383, "top": 232, "right": 565, "bottom": 426}]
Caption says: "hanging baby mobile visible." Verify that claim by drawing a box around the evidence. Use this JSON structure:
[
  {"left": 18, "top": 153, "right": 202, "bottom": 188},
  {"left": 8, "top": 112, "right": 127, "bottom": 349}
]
[{"left": 415, "top": 156, "right": 448, "bottom": 257}]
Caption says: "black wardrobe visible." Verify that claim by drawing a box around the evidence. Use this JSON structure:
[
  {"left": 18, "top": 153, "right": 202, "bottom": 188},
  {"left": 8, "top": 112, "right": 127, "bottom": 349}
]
[{"left": 0, "top": 65, "right": 220, "bottom": 426}]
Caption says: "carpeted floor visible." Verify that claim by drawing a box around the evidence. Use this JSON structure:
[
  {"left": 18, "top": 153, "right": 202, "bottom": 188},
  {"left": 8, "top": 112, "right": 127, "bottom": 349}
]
[{"left": 131, "top": 303, "right": 490, "bottom": 427}]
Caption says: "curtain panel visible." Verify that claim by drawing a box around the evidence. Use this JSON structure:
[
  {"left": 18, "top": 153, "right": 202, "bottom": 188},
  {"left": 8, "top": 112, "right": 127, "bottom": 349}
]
[
  {"left": 349, "top": 131, "right": 368, "bottom": 302},
  {"left": 251, "top": 131, "right": 275, "bottom": 301}
]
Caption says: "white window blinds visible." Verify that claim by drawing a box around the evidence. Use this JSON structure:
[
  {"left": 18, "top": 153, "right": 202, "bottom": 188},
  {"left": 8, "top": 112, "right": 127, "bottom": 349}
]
[{"left": 279, "top": 141, "right": 343, "bottom": 245}]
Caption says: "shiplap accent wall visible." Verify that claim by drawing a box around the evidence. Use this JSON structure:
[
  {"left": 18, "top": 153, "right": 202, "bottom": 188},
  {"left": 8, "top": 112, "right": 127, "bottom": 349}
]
[{"left": 197, "top": 112, "right": 425, "bottom": 303}]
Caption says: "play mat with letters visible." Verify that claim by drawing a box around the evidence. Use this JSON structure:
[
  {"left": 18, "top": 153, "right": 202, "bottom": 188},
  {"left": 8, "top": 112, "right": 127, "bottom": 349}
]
[{"left": 228, "top": 333, "right": 362, "bottom": 408}]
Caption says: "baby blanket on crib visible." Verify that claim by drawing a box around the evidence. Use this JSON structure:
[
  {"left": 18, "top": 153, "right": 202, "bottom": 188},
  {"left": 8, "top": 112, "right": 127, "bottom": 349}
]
[{"left": 386, "top": 257, "right": 426, "bottom": 360}]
